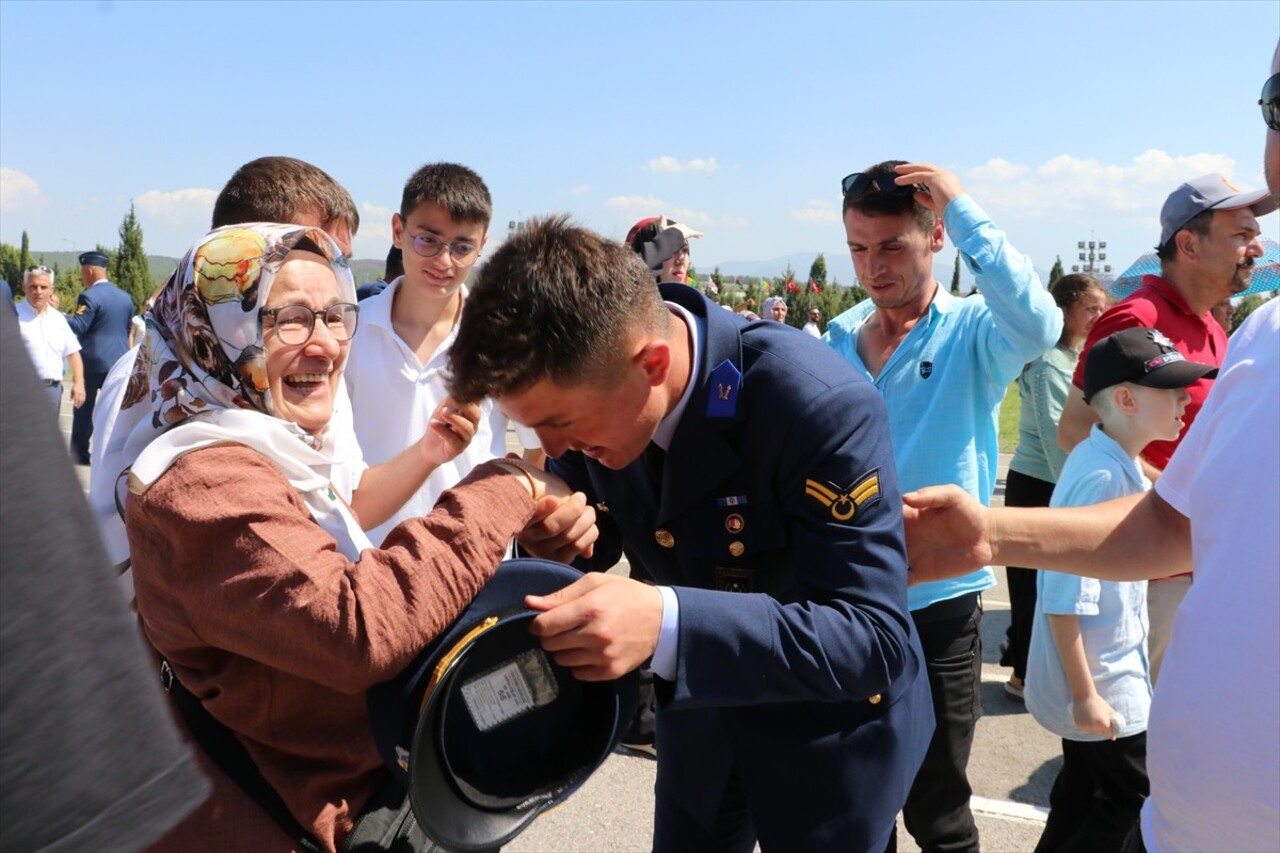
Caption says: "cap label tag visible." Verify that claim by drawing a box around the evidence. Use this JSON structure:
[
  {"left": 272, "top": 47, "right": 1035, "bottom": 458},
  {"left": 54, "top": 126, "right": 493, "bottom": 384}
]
[{"left": 460, "top": 647, "right": 559, "bottom": 732}]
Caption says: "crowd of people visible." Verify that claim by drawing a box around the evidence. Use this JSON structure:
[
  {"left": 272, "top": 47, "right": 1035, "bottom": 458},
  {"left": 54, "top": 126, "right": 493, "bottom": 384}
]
[{"left": 1, "top": 44, "right": 1276, "bottom": 853}]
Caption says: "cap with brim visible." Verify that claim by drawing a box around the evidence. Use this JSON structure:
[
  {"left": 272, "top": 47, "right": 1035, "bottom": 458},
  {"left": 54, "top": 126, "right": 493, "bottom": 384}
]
[
  {"left": 78, "top": 251, "right": 109, "bottom": 267},
  {"left": 625, "top": 216, "right": 704, "bottom": 273},
  {"left": 1083, "top": 327, "right": 1219, "bottom": 404},
  {"left": 1159, "top": 174, "right": 1279, "bottom": 248},
  {"left": 366, "top": 558, "right": 638, "bottom": 853}
]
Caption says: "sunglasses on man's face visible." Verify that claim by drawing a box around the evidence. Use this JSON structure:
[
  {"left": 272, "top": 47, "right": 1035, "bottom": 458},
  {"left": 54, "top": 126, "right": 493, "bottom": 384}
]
[
  {"left": 840, "top": 171, "right": 927, "bottom": 201},
  {"left": 1260, "top": 72, "right": 1280, "bottom": 132}
]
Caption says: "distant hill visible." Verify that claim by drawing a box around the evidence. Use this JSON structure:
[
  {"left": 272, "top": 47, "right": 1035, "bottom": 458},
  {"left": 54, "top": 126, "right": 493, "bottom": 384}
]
[{"left": 32, "top": 250, "right": 389, "bottom": 288}]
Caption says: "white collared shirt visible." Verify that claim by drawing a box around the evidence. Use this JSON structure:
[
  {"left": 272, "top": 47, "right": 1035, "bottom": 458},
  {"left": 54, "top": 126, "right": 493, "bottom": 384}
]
[{"left": 16, "top": 300, "right": 81, "bottom": 381}]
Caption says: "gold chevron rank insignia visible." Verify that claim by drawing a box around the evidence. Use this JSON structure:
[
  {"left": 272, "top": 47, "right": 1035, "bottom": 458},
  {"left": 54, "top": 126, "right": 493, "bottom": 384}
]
[{"left": 805, "top": 469, "right": 881, "bottom": 521}]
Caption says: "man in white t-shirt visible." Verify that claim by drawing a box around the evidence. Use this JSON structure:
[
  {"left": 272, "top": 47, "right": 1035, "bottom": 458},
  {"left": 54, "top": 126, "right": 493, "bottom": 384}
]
[
  {"left": 16, "top": 266, "right": 84, "bottom": 412},
  {"left": 802, "top": 307, "right": 822, "bottom": 337}
]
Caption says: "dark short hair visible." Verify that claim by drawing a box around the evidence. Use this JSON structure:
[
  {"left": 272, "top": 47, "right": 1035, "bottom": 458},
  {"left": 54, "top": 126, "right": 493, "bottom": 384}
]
[
  {"left": 842, "top": 159, "right": 936, "bottom": 233},
  {"left": 447, "top": 215, "right": 669, "bottom": 403},
  {"left": 1050, "top": 273, "right": 1105, "bottom": 309},
  {"left": 1155, "top": 208, "right": 1214, "bottom": 262},
  {"left": 211, "top": 157, "right": 359, "bottom": 234},
  {"left": 400, "top": 162, "right": 492, "bottom": 228},
  {"left": 385, "top": 245, "right": 404, "bottom": 281}
]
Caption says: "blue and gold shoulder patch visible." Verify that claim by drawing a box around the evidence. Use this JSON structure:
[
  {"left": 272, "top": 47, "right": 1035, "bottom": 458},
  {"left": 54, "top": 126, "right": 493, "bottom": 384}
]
[
  {"left": 75, "top": 304, "right": 88, "bottom": 315},
  {"left": 805, "top": 469, "right": 881, "bottom": 521}
]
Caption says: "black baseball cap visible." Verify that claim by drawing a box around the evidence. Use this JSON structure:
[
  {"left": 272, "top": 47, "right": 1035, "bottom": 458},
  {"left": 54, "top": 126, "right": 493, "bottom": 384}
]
[{"left": 1082, "top": 327, "right": 1218, "bottom": 404}]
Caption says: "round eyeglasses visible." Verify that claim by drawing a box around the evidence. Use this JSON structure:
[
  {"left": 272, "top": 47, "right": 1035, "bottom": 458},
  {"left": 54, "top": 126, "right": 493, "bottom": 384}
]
[
  {"left": 261, "top": 302, "right": 359, "bottom": 345},
  {"left": 409, "top": 232, "right": 480, "bottom": 266}
]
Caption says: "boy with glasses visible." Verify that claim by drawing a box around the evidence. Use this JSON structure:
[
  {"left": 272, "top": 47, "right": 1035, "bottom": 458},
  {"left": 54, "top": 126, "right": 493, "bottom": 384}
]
[
  {"left": 824, "top": 161, "right": 1061, "bottom": 852},
  {"left": 344, "top": 162, "right": 539, "bottom": 546}
]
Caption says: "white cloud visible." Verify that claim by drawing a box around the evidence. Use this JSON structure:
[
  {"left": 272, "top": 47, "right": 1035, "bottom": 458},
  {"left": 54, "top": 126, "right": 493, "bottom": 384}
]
[
  {"left": 571, "top": 184, "right": 593, "bottom": 195},
  {"left": 352, "top": 202, "right": 395, "bottom": 258},
  {"left": 671, "top": 207, "right": 713, "bottom": 227},
  {"left": 963, "top": 149, "right": 1240, "bottom": 220},
  {"left": 606, "top": 194, "right": 666, "bottom": 212},
  {"left": 789, "top": 206, "right": 839, "bottom": 223},
  {"left": 0, "top": 167, "right": 41, "bottom": 211},
  {"left": 133, "top": 187, "right": 217, "bottom": 223},
  {"left": 968, "top": 158, "right": 1029, "bottom": 182},
  {"left": 648, "top": 156, "right": 719, "bottom": 174}
]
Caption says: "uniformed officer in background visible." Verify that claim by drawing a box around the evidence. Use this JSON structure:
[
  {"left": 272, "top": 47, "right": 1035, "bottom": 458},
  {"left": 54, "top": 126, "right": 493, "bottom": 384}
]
[
  {"left": 68, "top": 250, "right": 133, "bottom": 465},
  {"left": 447, "top": 215, "right": 934, "bottom": 852}
]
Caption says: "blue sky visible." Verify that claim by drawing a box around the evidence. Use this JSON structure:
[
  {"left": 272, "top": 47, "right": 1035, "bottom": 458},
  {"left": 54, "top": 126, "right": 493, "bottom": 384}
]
[{"left": 1, "top": 0, "right": 1276, "bottom": 284}]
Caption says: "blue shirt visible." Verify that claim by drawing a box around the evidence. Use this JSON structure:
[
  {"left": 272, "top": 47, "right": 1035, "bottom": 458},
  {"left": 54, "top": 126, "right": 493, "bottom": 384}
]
[
  {"left": 824, "top": 194, "right": 1062, "bottom": 610},
  {"left": 1025, "top": 424, "right": 1152, "bottom": 741}
]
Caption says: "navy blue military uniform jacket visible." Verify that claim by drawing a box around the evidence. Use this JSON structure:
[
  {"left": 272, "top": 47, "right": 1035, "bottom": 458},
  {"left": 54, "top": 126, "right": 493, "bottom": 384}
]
[
  {"left": 552, "top": 285, "right": 934, "bottom": 850},
  {"left": 68, "top": 280, "right": 133, "bottom": 375}
]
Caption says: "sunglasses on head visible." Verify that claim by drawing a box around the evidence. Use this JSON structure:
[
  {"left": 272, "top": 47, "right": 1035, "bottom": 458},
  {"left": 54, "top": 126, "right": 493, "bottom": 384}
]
[
  {"left": 25, "top": 264, "right": 53, "bottom": 274},
  {"left": 841, "top": 171, "right": 927, "bottom": 201},
  {"left": 1261, "top": 72, "right": 1280, "bottom": 132}
]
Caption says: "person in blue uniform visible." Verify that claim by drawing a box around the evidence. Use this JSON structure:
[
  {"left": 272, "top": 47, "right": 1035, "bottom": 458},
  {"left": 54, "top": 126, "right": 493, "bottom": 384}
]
[
  {"left": 67, "top": 251, "right": 134, "bottom": 464},
  {"left": 447, "top": 215, "right": 934, "bottom": 852}
]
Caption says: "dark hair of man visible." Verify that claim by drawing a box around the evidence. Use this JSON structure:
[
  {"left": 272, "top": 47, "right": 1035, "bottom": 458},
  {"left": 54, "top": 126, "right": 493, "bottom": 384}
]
[
  {"left": 399, "top": 162, "right": 492, "bottom": 229},
  {"left": 1049, "top": 273, "right": 1103, "bottom": 309},
  {"left": 211, "top": 157, "right": 359, "bottom": 234},
  {"left": 842, "top": 159, "right": 937, "bottom": 234},
  {"left": 1155, "top": 208, "right": 1215, "bottom": 262},
  {"left": 384, "top": 245, "right": 404, "bottom": 281},
  {"left": 447, "top": 215, "right": 670, "bottom": 403}
]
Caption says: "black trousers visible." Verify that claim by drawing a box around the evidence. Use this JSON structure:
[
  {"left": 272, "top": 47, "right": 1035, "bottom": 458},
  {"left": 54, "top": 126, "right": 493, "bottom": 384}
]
[
  {"left": 900, "top": 594, "right": 982, "bottom": 853},
  {"left": 70, "top": 369, "right": 106, "bottom": 464},
  {"left": 1002, "top": 469, "right": 1057, "bottom": 681},
  {"left": 1036, "top": 733, "right": 1149, "bottom": 853}
]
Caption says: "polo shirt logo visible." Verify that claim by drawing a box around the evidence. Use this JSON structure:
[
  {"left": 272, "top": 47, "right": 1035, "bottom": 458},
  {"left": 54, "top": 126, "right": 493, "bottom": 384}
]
[{"left": 919, "top": 361, "right": 933, "bottom": 379}]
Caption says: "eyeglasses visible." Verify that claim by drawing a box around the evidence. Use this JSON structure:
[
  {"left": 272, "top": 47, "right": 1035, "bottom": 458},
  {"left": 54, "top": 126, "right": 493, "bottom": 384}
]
[
  {"left": 1260, "top": 72, "right": 1280, "bottom": 132},
  {"left": 841, "top": 171, "right": 927, "bottom": 201},
  {"left": 408, "top": 232, "right": 480, "bottom": 265},
  {"left": 25, "top": 265, "right": 53, "bottom": 275},
  {"left": 261, "top": 302, "right": 359, "bottom": 345}
]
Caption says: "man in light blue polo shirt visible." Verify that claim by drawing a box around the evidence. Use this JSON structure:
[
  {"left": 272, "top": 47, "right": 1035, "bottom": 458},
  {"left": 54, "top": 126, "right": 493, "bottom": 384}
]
[{"left": 824, "top": 160, "right": 1061, "bottom": 852}]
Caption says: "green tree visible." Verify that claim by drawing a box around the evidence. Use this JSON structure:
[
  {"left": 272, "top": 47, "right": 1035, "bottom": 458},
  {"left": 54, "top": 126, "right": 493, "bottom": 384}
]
[
  {"left": 113, "top": 205, "right": 151, "bottom": 311},
  {"left": 1049, "top": 255, "right": 1065, "bottom": 285},
  {"left": 712, "top": 265, "right": 724, "bottom": 290},
  {"left": 0, "top": 242, "right": 21, "bottom": 288},
  {"left": 808, "top": 253, "right": 828, "bottom": 289},
  {"left": 55, "top": 264, "right": 82, "bottom": 310},
  {"left": 1232, "top": 293, "right": 1269, "bottom": 333},
  {"left": 950, "top": 251, "right": 961, "bottom": 295},
  {"left": 19, "top": 231, "right": 32, "bottom": 276}
]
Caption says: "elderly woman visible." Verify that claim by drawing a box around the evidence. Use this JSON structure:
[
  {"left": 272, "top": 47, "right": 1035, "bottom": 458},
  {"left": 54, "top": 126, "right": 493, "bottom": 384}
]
[
  {"left": 122, "top": 224, "right": 584, "bottom": 851},
  {"left": 1001, "top": 273, "right": 1107, "bottom": 698}
]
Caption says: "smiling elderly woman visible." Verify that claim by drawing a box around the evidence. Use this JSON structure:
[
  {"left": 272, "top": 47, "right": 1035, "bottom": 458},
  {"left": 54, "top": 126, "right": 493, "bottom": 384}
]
[{"left": 120, "top": 224, "right": 572, "bottom": 852}]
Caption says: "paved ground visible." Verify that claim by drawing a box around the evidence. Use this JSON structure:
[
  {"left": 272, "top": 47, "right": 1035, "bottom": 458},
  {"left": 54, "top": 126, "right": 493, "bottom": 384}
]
[{"left": 66, "top": 394, "right": 1058, "bottom": 852}]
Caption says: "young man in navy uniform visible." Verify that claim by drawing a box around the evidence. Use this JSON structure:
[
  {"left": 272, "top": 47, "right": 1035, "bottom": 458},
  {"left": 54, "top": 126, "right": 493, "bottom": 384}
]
[
  {"left": 448, "top": 216, "right": 933, "bottom": 852},
  {"left": 68, "top": 250, "right": 134, "bottom": 464}
]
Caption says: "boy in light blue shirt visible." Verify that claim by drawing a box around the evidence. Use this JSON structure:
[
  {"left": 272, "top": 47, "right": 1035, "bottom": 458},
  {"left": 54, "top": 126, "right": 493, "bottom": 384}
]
[{"left": 1026, "top": 327, "right": 1217, "bottom": 852}]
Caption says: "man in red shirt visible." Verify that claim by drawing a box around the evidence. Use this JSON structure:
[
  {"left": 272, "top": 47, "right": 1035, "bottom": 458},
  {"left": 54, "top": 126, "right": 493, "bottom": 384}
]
[{"left": 1057, "top": 173, "right": 1274, "bottom": 682}]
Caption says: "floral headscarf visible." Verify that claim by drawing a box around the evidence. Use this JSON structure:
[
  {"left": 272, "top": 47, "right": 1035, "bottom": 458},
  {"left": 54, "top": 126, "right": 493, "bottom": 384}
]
[
  {"left": 116, "top": 223, "right": 370, "bottom": 557},
  {"left": 122, "top": 222, "right": 355, "bottom": 442}
]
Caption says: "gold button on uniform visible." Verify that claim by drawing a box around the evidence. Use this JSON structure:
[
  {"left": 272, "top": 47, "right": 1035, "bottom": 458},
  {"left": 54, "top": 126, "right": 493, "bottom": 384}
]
[
  {"left": 728, "top": 541, "right": 745, "bottom": 557},
  {"left": 868, "top": 694, "right": 882, "bottom": 705},
  {"left": 655, "top": 529, "right": 675, "bottom": 548}
]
